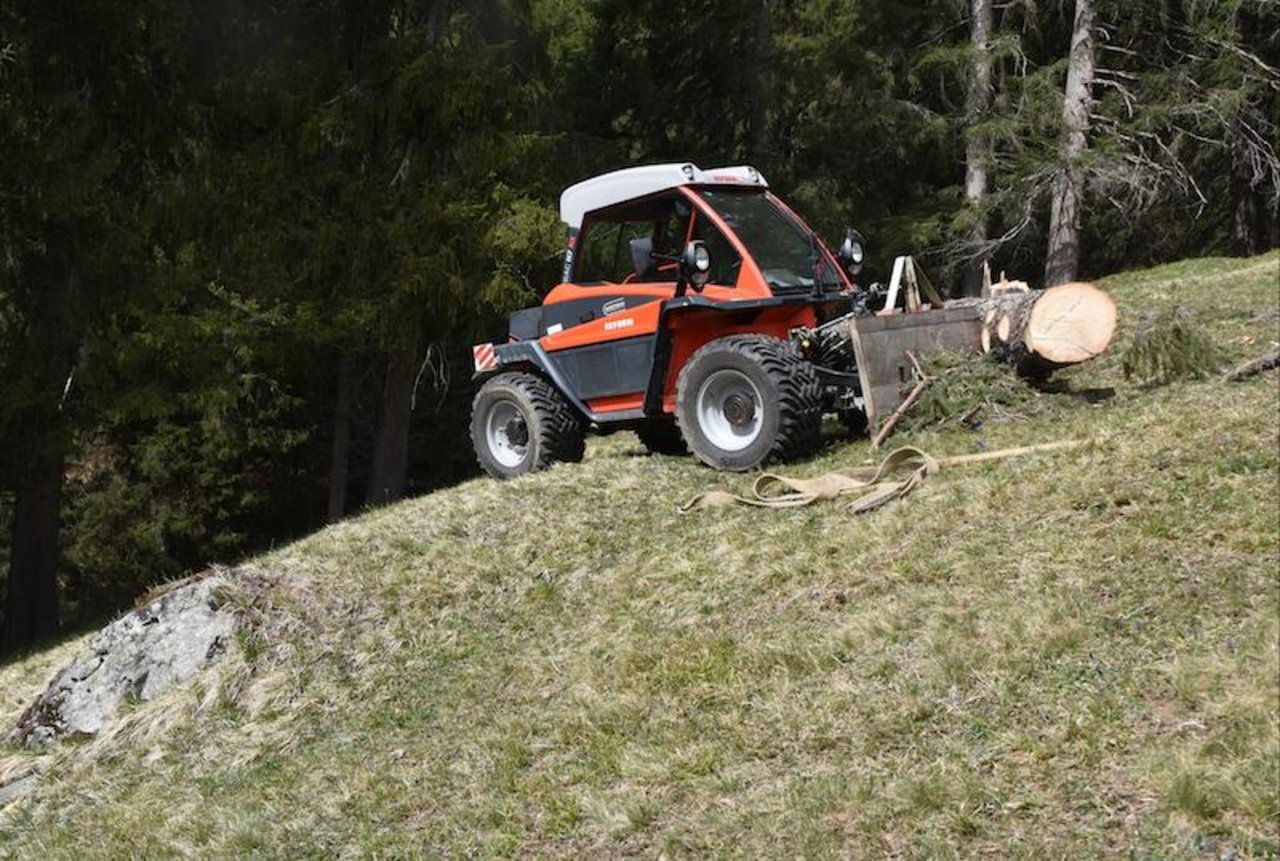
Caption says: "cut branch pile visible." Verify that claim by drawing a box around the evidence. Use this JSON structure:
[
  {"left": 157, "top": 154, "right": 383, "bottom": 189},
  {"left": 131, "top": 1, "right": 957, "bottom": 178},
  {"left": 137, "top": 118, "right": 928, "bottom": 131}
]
[
  {"left": 1121, "top": 306, "right": 1222, "bottom": 384},
  {"left": 890, "top": 350, "right": 1050, "bottom": 438}
]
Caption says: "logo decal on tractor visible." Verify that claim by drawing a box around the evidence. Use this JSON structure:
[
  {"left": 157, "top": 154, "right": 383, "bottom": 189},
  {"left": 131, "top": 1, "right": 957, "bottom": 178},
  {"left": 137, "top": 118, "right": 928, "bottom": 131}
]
[
  {"left": 602, "top": 297, "right": 626, "bottom": 316},
  {"left": 603, "top": 317, "right": 635, "bottom": 332},
  {"left": 562, "top": 228, "right": 580, "bottom": 282},
  {"left": 472, "top": 343, "right": 498, "bottom": 372}
]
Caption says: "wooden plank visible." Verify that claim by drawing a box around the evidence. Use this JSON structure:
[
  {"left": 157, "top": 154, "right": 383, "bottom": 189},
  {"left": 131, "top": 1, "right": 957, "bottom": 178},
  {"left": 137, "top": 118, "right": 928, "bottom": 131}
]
[{"left": 850, "top": 307, "right": 983, "bottom": 422}]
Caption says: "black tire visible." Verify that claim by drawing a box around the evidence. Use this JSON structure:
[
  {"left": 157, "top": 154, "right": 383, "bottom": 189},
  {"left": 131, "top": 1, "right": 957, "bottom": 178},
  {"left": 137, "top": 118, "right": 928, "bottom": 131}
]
[
  {"left": 635, "top": 418, "right": 688, "bottom": 456},
  {"left": 471, "top": 371, "right": 585, "bottom": 479},
  {"left": 675, "top": 335, "right": 822, "bottom": 471}
]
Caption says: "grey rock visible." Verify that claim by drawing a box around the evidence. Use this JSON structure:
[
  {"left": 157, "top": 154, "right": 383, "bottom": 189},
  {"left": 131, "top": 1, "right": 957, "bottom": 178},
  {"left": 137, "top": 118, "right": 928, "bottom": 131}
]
[{"left": 7, "top": 575, "right": 236, "bottom": 747}]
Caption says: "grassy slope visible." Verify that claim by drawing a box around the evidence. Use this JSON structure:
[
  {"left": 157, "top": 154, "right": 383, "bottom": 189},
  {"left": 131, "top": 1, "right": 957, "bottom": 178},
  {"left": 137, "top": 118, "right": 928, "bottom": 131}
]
[{"left": 1, "top": 253, "right": 1277, "bottom": 858}]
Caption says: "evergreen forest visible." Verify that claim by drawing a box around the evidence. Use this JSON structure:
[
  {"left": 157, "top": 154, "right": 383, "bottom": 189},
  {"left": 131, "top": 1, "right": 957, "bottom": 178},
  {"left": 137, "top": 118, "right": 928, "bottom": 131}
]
[{"left": 1, "top": 0, "right": 1276, "bottom": 655}]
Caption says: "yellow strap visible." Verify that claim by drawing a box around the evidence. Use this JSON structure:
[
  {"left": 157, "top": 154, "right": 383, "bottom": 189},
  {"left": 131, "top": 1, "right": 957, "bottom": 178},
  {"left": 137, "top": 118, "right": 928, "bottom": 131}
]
[
  {"left": 677, "top": 440, "right": 1087, "bottom": 516},
  {"left": 678, "top": 446, "right": 937, "bottom": 515}
]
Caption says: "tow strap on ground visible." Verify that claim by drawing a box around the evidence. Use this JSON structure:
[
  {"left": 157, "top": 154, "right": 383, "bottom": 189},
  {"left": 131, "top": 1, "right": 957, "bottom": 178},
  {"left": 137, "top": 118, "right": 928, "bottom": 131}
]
[{"left": 678, "top": 440, "right": 1088, "bottom": 515}]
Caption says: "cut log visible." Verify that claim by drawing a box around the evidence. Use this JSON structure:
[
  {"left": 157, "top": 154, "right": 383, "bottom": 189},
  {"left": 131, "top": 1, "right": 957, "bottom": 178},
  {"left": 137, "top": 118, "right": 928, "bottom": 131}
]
[
  {"left": 1023, "top": 282, "right": 1116, "bottom": 365},
  {"left": 954, "top": 280, "right": 1116, "bottom": 378}
]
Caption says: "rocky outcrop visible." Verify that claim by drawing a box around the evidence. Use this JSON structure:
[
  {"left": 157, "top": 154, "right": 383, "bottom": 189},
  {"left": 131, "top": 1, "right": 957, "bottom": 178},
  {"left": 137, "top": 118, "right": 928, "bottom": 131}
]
[{"left": 7, "top": 573, "right": 237, "bottom": 747}]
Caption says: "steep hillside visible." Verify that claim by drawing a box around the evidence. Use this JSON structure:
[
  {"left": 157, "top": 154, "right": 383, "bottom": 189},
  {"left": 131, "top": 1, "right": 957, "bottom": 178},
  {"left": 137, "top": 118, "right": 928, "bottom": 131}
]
[{"left": 2, "top": 254, "right": 1277, "bottom": 857}]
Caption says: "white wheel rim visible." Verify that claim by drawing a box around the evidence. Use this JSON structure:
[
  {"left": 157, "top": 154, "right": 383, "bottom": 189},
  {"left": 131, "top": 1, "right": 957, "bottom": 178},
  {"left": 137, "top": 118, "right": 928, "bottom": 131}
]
[
  {"left": 485, "top": 400, "right": 528, "bottom": 468},
  {"left": 696, "top": 369, "right": 763, "bottom": 452}
]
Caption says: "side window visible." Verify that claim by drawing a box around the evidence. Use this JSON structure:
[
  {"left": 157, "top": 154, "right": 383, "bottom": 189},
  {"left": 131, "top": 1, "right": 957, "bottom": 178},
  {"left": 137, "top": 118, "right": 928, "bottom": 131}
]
[
  {"left": 692, "top": 213, "right": 742, "bottom": 287},
  {"left": 574, "top": 193, "right": 692, "bottom": 284},
  {"left": 576, "top": 221, "right": 634, "bottom": 283}
]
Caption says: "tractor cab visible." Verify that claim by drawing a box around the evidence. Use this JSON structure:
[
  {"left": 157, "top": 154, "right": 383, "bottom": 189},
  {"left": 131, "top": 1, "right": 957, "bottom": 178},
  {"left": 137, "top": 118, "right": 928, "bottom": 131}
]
[
  {"left": 506, "top": 164, "right": 861, "bottom": 343},
  {"left": 471, "top": 162, "right": 870, "bottom": 478}
]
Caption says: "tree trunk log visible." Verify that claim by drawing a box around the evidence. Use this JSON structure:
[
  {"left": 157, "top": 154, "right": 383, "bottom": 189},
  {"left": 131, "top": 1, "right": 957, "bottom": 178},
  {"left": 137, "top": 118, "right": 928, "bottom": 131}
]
[
  {"left": 2, "top": 430, "right": 65, "bottom": 655},
  {"left": 960, "top": 0, "right": 994, "bottom": 298},
  {"left": 749, "top": 0, "right": 774, "bottom": 164},
  {"left": 1044, "top": 0, "right": 1095, "bottom": 287},
  {"left": 953, "top": 281, "right": 1116, "bottom": 378},
  {"left": 3, "top": 254, "right": 76, "bottom": 656},
  {"left": 365, "top": 346, "right": 417, "bottom": 506},
  {"left": 1229, "top": 6, "right": 1267, "bottom": 257},
  {"left": 1224, "top": 346, "right": 1280, "bottom": 382},
  {"left": 326, "top": 353, "right": 356, "bottom": 522}
]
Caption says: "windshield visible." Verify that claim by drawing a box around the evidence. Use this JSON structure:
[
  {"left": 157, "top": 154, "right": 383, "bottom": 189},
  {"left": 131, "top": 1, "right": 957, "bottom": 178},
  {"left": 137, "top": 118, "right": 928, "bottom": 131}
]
[{"left": 697, "top": 189, "right": 841, "bottom": 293}]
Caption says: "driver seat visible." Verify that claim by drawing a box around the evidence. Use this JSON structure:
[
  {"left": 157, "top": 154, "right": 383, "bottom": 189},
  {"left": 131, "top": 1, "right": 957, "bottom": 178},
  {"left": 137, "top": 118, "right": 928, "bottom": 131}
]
[{"left": 629, "top": 236, "right": 657, "bottom": 281}]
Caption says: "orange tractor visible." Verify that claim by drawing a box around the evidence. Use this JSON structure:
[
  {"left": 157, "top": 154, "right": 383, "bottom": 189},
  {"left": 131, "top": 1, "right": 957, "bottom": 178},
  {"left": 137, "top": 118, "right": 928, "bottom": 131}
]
[{"left": 470, "top": 162, "right": 873, "bottom": 478}]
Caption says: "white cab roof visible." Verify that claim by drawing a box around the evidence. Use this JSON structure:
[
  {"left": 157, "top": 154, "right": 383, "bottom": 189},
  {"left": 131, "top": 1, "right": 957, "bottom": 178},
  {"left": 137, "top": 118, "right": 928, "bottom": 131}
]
[{"left": 559, "top": 162, "right": 768, "bottom": 229}]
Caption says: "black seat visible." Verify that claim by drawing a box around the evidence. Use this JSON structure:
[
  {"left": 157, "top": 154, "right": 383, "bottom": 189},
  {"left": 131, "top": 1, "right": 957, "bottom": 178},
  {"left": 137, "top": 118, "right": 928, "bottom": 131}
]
[{"left": 629, "top": 236, "right": 656, "bottom": 281}]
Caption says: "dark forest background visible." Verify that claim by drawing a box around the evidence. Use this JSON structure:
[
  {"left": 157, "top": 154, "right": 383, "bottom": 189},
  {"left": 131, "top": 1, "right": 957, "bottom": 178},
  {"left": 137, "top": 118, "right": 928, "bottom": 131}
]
[{"left": 1, "top": 0, "right": 1276, "bottom": 656}]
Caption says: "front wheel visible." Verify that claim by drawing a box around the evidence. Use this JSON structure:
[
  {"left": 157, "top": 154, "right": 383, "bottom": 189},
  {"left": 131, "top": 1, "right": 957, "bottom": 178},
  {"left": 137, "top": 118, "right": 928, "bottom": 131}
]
[
  {"left": 675, "top": 335, "right": 822, "bottom": 471},
  {"left": 471, "top": 372, "right": 585, "bottom": 479}
]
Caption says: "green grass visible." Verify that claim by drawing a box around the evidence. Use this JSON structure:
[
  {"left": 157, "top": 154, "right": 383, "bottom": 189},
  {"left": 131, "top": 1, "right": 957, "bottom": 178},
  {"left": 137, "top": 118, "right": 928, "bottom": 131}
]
[{"left": 1, "top": 252, "right": 1277, "bottom": 858}]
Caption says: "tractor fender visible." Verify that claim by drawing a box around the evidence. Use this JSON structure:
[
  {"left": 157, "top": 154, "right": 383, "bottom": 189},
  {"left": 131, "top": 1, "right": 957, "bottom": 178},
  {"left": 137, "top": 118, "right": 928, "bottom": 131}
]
[
  {"left": 642, "top": 292, "right": 847, "bottom": 416},
  {"left": 482, "top": 341, "right": 595, "bottom": 421}
]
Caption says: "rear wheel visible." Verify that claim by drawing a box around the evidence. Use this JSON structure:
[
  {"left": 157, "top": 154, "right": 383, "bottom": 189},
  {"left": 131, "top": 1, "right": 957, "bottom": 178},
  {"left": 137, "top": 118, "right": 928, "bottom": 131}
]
[
  {"left": 675, "top": 335, "right": 822, "bottom": 471},
  {"left": 471, "top": 372, "right": 585, "bottom": 479},
  {"left": 635, "top": 418, "right": 688, "bottom": 456}
]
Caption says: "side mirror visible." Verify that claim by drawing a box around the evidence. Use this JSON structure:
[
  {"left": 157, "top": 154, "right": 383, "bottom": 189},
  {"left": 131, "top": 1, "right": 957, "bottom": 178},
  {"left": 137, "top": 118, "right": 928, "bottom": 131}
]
[
  {"left": 837, "top": 228, "right": 866, "bottom": 276},
  {"left": 680, "top": 240, "right": 712, "bottom": 291}
]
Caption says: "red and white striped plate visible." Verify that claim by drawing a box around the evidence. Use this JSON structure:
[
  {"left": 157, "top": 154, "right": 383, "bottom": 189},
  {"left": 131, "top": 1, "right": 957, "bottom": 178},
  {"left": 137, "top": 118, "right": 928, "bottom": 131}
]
[{"left": 472, "top": 342, "right": 498, "bottom": 372}]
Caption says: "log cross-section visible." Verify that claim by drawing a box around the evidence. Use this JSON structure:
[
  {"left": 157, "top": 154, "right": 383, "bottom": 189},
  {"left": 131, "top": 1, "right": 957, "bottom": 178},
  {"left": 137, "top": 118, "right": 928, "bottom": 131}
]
[{"left": 953, "top": 280, "right": 1117, "bottom": 378}]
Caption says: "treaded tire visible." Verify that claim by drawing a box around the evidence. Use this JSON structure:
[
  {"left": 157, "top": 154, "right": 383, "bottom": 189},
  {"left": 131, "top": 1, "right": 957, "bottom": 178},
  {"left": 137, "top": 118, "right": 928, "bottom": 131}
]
[
  {"left": 471, "top": 371, "right": 585, "bottom": 479},
  {"left": 635, "top": 419, "right": 689, "bottom": 456},
  {"left": 675, "top": 335, "right": 822, "bottom": 471}
]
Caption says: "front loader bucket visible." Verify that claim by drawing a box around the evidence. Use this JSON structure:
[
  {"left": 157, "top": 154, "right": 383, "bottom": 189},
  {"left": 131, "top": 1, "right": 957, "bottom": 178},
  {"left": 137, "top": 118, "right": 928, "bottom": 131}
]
[{"left": 849, "top": 307, "right": 983, "bottom": 423}]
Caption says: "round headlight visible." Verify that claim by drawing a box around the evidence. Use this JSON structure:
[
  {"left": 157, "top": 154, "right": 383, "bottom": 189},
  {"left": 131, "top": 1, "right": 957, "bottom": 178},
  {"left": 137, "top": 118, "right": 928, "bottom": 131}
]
[
  {"left": 683, "top": 240, "right": 712, "bottom": 290},
  {"left": 839, "top": 229, "right": 867, "bottom": 274}
]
